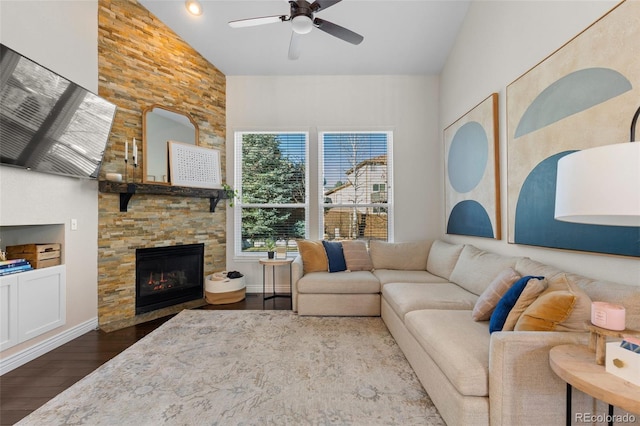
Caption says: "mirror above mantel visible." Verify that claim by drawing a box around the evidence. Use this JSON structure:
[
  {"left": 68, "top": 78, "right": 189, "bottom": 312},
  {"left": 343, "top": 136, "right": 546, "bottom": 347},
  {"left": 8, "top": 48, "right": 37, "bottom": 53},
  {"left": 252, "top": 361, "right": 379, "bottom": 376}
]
[{"left": 142, "top": 105, "right": 199, "bottom": 185}]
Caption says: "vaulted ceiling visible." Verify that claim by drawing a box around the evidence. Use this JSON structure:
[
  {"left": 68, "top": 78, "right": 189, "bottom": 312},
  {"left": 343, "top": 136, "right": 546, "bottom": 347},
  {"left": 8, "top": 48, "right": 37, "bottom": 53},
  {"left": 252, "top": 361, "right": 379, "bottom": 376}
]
[{"left": 138, "top": 0, "right": 471, "bottom": 76}]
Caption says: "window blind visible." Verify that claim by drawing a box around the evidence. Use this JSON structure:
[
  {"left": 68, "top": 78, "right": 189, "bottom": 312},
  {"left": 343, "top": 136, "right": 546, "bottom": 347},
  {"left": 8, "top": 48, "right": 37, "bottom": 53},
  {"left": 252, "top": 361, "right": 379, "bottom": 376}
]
[
  {"left": 235, "top": 132, "right": 308, "bottom": 255},
  {"left": 320, "top": 132, "right": 392, "bottom": 241}
]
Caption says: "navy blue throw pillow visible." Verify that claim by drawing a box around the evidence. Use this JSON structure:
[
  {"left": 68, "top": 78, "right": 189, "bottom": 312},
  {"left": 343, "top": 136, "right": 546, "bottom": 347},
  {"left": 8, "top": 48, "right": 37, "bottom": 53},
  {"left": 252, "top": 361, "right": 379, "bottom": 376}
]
[
  {"left": 489, "top": 275, "right": 544, "bottom": 333},
  {"left": 322, "top": 241, "right": 347, "bottom": 273}
]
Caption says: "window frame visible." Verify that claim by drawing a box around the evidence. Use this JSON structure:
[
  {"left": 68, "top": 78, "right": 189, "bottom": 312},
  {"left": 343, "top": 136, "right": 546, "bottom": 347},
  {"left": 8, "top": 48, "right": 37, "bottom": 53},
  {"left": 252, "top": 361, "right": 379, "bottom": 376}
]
[
  {"left": 233, "top": 131, "right": 310, "bottom": 258},
  {"left": 318, "top": 130, "right": 394, "bottom": 242}
]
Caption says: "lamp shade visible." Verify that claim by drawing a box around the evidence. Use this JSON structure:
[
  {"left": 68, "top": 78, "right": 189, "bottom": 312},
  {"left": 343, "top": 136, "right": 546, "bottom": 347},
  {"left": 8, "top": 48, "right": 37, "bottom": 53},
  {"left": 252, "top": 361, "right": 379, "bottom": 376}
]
[
  {"left": 291, "top": 15, "right": 313, "bottom": 34},
  {"left": 554, "top": 142, "right": 640, "bottom": 227}
]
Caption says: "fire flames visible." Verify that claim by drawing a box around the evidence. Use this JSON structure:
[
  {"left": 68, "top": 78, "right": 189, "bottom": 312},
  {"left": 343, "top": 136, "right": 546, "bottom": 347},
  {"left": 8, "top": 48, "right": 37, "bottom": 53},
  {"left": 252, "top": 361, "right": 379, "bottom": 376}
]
[{"left": 146, "top": 270, "right": 188, "bottom": 291}]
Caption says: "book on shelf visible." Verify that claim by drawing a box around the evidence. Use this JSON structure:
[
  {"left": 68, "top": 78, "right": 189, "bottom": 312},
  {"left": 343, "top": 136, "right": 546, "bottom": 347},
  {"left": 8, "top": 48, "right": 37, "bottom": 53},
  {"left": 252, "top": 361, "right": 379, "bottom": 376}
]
[
  {"left": 0, "top": 264, "right": 33, "bottom": 276},
  {"left": 0, "top": 258, "right": 28, "bottom": 267},
  {"left": 0, "top": 259, "right": 30, "bottom": 271}
]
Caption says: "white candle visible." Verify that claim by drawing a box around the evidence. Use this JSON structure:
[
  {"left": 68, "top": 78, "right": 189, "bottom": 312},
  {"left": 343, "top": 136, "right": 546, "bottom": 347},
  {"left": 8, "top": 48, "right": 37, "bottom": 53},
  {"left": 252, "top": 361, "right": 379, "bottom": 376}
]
[
  {"left": 133, "top": 138, "right": 137, "bottom": 166},
  {"left": 125, "top": 140, "right": 128, "bottom": 161}
]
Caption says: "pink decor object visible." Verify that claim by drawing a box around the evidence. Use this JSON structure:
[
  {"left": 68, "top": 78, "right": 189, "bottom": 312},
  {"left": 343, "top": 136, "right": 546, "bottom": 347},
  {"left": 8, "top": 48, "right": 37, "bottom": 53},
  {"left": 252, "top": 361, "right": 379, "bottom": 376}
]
[{"left": 591, "top": 301, "right": 626, "bottom": 331}]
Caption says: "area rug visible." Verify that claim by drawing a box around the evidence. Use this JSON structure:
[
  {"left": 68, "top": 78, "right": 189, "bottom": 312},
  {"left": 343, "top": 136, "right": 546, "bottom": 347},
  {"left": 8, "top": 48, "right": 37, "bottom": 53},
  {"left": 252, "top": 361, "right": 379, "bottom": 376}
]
[{"left": 19, "top": 310, "right": 444, "bottom": 425}]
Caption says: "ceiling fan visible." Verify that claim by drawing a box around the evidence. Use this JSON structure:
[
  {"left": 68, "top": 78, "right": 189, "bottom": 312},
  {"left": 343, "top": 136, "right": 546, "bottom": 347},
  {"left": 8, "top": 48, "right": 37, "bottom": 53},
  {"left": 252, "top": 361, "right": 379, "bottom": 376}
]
[{"left": 228, "top": 0, "right": 364, "bottom": 60}]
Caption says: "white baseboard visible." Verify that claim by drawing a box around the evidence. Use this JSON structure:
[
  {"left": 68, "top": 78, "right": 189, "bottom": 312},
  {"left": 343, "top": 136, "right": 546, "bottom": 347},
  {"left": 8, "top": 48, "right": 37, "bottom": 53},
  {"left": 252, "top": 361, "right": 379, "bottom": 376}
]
[
  {"left": 0, "top": 317, "right": 99, "bottom": 375},
  {"left": 246, "top": 283, "right": 262, "bottom": 293}
]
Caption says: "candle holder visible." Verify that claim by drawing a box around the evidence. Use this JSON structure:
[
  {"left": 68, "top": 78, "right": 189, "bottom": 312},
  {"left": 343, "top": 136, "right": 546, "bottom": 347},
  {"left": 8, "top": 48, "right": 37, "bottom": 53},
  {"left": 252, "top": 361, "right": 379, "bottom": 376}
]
[{"left": 124, "top": 158, "right": 128, "bottom": 182}]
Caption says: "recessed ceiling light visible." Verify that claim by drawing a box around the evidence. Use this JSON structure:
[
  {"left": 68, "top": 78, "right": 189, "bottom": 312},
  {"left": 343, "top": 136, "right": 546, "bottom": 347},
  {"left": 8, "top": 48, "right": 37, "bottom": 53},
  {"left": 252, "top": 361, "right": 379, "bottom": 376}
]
[{"left": 185, "top": 0, "right": 202, "bottom": 16}]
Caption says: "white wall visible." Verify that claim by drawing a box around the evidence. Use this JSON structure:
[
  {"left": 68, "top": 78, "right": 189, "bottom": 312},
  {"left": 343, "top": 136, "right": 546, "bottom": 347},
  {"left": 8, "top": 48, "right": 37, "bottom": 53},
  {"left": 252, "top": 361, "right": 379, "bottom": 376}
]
[
  {"left": 226, "top": 75, "right": 440, "bottom": 291},
  {"left": 439, "top": 0, "right": 639, "bottom": 287},
  {"left": 0, "top": 1, "right": 100, "bottom": 358}
]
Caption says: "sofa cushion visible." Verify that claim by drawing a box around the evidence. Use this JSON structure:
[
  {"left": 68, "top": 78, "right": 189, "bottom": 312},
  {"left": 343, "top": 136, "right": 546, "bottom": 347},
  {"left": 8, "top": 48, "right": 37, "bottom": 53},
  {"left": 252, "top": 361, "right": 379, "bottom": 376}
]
[
  {"left": 297, "top": 293, "right": 381, "bottom": 316},
  {"left": 369, "top": 240, "right": 430, "bottom": 270},
  {"left": 373, "top": 269, "right": 448, "bottom": 286},
  {"left": 471, "top": 267, "right": 521, "bottom": 321},
  {"left": 405, "top": 309, "right": 490, "bottom": 397},
  {"left": 382, "top": 282, "right": 477, "bottom": 319},
  {"left": 449, "top": 245, "right": 520, "bottom": 296},
  {"left": 341, "top": 240, "right": 373, "bottom": 271},
  {"left": 502, "top": 277, "right": 548, "bottom": 330},
  {"left": 515, "top": 274, "right": 592, "bottom": 332},
  {"left": 489, "top": 276, "right": 544, "bottom": 333},
  {"left": 297, "top": 271, "right": 380, "bottom": 294},
  {"left": 296, "top": 240, "right": 328, "bottom": 274},
  {"left": 426, "top": 240, "right": 464, "bottom": 279},
  {"left": 322, "top": 240, "right": 347, "bottom": 273},
  {"left": 514, "top": 257, "right": 563, "bottom": 280}
]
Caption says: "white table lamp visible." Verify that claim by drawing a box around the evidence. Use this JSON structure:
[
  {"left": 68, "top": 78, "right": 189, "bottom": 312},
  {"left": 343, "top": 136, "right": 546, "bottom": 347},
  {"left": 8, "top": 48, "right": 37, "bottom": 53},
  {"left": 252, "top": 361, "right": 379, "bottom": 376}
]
[{"left": 555, "top": 106, "right": 640, "bottom": 227}]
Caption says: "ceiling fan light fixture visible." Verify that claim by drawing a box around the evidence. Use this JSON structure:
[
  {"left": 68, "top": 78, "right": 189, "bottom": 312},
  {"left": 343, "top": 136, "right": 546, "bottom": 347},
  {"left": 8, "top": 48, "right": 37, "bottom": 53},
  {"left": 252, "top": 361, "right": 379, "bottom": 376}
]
[
  {"left": 185, "top": 0, "right": 203, "bottom": 16},
  {"left": 291, "top": 15, "right": 313, "bottom": 34}
]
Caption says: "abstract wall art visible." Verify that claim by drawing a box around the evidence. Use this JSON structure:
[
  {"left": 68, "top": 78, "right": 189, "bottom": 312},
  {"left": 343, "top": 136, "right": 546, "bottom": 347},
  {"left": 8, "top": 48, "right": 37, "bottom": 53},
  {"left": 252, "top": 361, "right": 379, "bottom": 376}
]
[
  {"left": 506, "top": 0, "right": 639, "bottom": 257},
  {"left": 169, "top": 141, "right": 222, "bottom": 189},
  {"left": 444, "top": 93, "right": 500, "bottom": 239}
]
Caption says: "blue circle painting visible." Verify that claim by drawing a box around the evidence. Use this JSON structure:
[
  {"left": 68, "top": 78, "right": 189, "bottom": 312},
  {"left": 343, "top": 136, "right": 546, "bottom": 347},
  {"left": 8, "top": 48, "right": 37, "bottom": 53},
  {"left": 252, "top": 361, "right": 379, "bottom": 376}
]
[
  {"left": 447, "top": 200, "right": 494, "bottom": 238},
  {"left": 448, "top": 121, "right": 488, "bottom": 193}
]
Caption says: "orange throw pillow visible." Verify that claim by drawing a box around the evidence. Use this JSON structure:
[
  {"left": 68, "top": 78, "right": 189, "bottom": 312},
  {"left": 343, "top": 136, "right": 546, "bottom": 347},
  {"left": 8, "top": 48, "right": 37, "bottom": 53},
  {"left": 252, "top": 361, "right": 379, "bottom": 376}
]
[
  {"left": 514, "top": 273, "right": 592, "bottom": 332},
  {"left": 514, "top": 290, "right": 575, "bottom": 331},
  {"left": 296, "top": 240, "right": 328, "bottom": 274}
]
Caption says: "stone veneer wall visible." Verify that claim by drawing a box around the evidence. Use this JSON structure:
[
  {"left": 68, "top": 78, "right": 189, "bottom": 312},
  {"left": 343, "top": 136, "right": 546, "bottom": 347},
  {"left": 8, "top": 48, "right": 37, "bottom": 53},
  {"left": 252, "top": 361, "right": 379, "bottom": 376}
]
[{"left": 97, "top": 0, "right": 226, "bottom": 330}]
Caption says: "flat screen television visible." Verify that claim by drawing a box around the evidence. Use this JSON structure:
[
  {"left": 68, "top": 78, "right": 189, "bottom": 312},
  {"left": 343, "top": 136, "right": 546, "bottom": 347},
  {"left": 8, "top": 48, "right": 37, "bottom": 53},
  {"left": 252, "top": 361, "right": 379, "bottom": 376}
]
[{"left": 0, "top": 44, "right": 117, "bottom": 179}]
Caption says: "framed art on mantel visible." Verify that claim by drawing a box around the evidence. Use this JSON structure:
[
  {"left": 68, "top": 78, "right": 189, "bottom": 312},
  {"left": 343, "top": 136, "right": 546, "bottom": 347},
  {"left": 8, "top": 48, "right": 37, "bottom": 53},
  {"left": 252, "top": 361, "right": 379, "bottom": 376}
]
[
  {"left": 444, "top": 93, "right": 500, "bottom": 239},
  {"left": 506, "top": 0, "right": 639, "bottom": 257},
  {"left": 168, "top": 141, "right": 222, "bottom": 189}
]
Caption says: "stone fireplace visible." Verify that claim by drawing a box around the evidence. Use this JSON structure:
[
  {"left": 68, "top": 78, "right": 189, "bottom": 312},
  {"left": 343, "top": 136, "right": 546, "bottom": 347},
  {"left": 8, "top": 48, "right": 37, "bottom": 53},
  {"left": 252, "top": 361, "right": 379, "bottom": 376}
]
[
  {"left": 135, "top": 244, "right": 204, "bottom": 315},
  {"left": 96, "top": 0, "right": 226, "bottom": 331}
]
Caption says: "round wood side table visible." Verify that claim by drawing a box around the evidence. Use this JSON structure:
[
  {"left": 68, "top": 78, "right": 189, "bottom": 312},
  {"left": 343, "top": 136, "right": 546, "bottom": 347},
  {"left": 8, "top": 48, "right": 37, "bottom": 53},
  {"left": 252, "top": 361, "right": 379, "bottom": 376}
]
[
  {"left": 549, "top": 344, "right": 640, "bottom": 426},
  {"left": 259, "top": 258, "right": 293, "bottom": 308}
]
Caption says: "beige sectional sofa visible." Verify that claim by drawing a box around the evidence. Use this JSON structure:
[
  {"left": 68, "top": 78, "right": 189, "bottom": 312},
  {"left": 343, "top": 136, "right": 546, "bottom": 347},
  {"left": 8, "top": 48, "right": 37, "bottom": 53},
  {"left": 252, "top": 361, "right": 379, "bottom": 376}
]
[{"left": 291, "top": 239, "right": 640, "bottom": 426}]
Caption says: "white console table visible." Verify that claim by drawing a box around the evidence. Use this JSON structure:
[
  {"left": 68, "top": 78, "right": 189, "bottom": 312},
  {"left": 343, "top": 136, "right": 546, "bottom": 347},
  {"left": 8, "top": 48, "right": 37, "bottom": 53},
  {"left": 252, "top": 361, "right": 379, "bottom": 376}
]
[{"left": 0, "top": 265, "right": 66, "bottom": 351}]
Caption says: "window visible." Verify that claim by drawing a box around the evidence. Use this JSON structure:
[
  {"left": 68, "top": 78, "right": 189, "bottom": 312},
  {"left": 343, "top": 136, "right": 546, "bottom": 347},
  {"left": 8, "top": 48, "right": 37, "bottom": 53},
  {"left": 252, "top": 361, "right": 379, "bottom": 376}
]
[
  {"left": 234, "top": 132, "right": 308, "bottom": 256},
  {"left": 320, "top": 132, "right": 392, "bottom": 241}
]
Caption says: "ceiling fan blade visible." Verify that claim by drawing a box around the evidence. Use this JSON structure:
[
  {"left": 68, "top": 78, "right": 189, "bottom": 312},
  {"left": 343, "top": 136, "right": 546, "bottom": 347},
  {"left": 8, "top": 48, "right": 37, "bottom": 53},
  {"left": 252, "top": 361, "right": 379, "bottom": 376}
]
[
  {"left": 313, "top": 18, "right": 363, "bottom": 45},
  {"left": 229, "top": 15, "right": 286, "bottom": 28},
  {"left": 288, "top": 32, "right": 303, "bottom": 60},
  {"left": 310, "top": 0, "right": 341, "bottom": 13}
]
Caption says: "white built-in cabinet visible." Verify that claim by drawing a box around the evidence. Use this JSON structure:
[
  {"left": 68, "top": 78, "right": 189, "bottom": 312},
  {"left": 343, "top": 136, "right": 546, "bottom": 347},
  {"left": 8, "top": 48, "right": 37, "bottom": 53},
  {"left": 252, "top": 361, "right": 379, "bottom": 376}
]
[
  {"left": 0, "top": 275, "right": 19, "bottom": 350},
  {"left": 0, "top": 265, "right": 66, "bottom": 351}
]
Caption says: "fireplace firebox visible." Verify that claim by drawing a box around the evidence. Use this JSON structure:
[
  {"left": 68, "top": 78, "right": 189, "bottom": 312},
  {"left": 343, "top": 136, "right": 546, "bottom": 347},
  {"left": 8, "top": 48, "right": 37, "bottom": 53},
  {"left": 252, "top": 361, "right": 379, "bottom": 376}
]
[{"left": 135, "top": 243, "right": 204, "bottom": 315}]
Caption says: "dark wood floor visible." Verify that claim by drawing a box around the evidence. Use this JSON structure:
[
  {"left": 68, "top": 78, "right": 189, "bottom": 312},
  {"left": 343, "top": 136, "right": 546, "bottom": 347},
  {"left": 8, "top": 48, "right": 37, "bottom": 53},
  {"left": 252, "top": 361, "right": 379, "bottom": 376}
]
[{"left": 0, "top": 294, "right": 291, "bottom": 425}]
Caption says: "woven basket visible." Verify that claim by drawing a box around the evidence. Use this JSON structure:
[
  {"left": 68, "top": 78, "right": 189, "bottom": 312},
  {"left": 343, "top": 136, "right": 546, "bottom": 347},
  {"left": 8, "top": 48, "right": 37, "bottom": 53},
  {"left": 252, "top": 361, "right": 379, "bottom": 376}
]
[{"left": 205, "top": 272, "right": 246, "bottom": 304}]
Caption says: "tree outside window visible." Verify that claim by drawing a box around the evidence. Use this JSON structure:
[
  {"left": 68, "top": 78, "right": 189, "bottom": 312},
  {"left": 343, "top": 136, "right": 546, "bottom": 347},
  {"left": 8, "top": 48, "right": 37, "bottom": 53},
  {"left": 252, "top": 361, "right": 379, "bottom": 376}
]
[{"left": 235, "top": 133, "right": 307, "bottom": 254}]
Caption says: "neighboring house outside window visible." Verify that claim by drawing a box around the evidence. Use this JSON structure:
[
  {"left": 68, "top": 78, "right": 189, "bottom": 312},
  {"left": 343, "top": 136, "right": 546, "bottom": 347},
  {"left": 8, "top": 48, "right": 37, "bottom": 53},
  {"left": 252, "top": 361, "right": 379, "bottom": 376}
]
[{"left": 320, "top": 132, "right": 392, "bottom": 242}]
